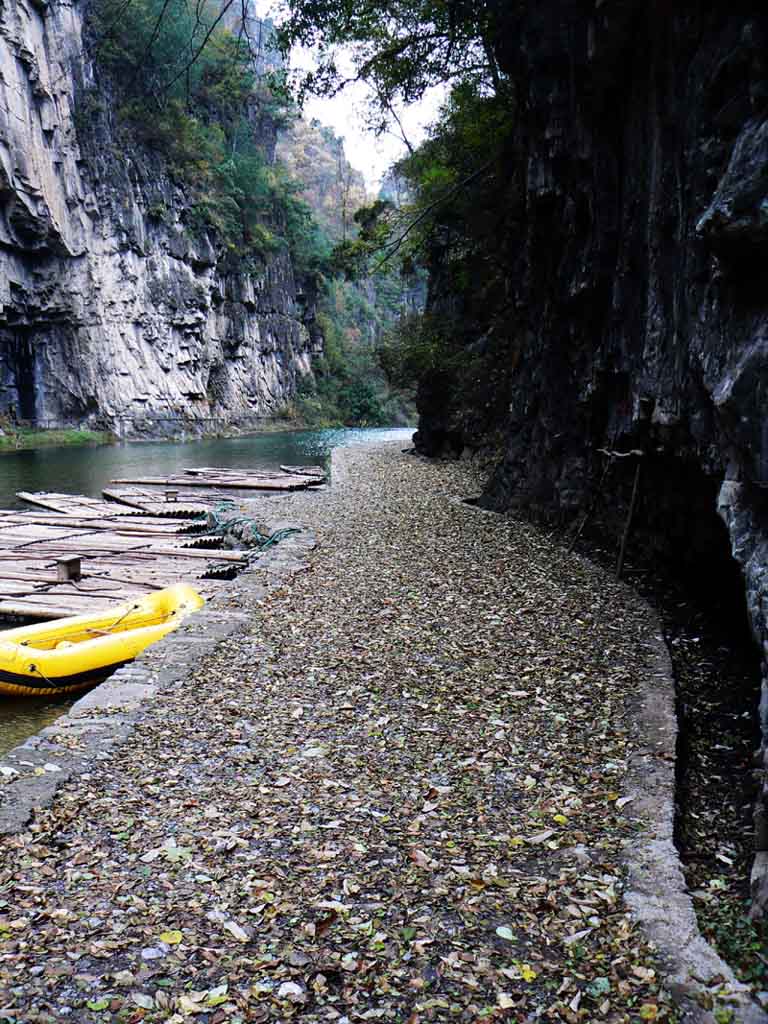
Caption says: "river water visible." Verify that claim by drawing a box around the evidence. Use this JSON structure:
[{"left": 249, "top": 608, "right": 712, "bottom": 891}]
[
  {"left": 0, "top": 426, "right": 413, "bottom": 509},
  {"left": 0, "top": 425, "right": 413, "bottom": 755}
]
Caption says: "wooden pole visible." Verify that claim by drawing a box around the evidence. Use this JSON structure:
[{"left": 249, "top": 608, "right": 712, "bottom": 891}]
[
  {"left": 567, "top": 456, "right": 614, "bottom": 555},
  {"left": 615, "top": 460, "right": 642, "bottom": 581},
  {"left": 56, "top": 556, "right": 82, "bottom": 582}
]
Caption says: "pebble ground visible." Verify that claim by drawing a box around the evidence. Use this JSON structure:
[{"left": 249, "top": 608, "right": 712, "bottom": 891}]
[{"left": 0, "top": 444, "right": 678, "bottom": 1023}]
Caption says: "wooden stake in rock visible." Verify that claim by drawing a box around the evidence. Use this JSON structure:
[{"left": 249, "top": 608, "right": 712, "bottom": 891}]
[{"left": 616, "top": 458, "right": 642, "bottom": 581}]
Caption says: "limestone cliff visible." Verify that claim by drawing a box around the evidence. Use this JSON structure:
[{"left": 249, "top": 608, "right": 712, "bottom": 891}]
[
  {"left": 0, "top": 0, "right": 319, "bottom": 434},
  {"left": 277, "top": 118, "right": 368, "bottom": 245},
  {"left": 414, "top": 5, "right": 768, "bottom": 914}
]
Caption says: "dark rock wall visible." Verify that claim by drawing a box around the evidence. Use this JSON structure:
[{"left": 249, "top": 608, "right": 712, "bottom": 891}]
[
  {"left": 418, "top": 5, "right": 768, "bottom": 911},
  {"left": 0, "top": 0, "right": 319, "bottom": 434}
]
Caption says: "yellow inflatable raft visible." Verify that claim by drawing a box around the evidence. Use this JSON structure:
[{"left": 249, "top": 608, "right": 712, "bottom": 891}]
[{"left": 0, "top": 584, "right": 205, "bottom": 697}]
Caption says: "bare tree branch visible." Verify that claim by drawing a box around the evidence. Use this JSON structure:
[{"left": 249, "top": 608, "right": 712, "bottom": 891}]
[
  {"left": 384, "top": 101, "right": 415, "bottom": 155},
  {"left": 162, "top": 0, "right": 236, "bottom": 92},
  {"left": 372, "top": 160, "right": 494, "bottom": 272},
  {"left": 126, "top": 0, "right": 174, "bottom": 90}
]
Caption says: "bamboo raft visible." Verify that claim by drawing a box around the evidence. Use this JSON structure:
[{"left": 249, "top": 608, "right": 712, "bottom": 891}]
[
  {"left": 102, "top": 487, "right": 230, "bottom": 518},
  {"left": 17, "top": 492, "right": 141, "bottom": 519},
  {"left": 0, "top": 497, "right": 239, "bottom": 619},
  {"left": 279, "top": 464, "right": 325, "bottom": 479},
  {"left": 110, "top": 467, "right": 325, "bottom": 492},
  {"left": 0, "top": 465, "right": 318, "bottom": 619}
]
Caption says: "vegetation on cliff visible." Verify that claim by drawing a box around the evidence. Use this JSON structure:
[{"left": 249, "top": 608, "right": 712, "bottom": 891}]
[
  {"left": 87, "top": 0, "right": 324, "bottom": 268},
  {"left": 276, "top": 118, "right": 418, "bottom": 427},
  {"left": 292, "top": 278, "right": 415, "bottom": 427},
  {"left": 84, "top": 0, "right": 415, "bottom": 427},
  {"left": 374, "top": 82, "right": 516, "bottom": 453}
]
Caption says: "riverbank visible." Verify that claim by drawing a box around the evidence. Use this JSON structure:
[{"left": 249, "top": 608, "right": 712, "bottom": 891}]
[
  {"left": 0, "top": 427, "right": 112, "bottom": 452},
  {"left": 0, "top": 419, "right": 299, "bottom": 454},
  {"left": 0, "top": 444, "right": 762, "bottom": 1021},
  {"left": 0, "top": 418, "right": 327, "bottom": 454}
]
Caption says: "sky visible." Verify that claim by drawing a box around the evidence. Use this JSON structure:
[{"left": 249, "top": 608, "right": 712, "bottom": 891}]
[
  {"left": 252, "top": 0, "right": 444, "bottom": 193},
  {"left": 302, "top": 86, "right": 443, "bottom": 193}
]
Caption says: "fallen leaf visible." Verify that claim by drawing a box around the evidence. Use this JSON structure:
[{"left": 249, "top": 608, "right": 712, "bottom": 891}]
[
  {"left": 277, "top": 981, "right": 306, "bottom": 1003},
  {"left": 222, "top": 919, "right": 249, "bottom": 942},
  {"left": 409, "top": 847, "right": 430, "bottom": 868}
]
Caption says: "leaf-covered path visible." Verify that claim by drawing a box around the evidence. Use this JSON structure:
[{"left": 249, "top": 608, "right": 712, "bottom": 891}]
[{"left": 0, "top": 445, "right": 677, "bottom": 1022}]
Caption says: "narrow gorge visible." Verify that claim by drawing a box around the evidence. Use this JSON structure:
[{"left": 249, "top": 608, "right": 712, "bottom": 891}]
[{"left": 3, "top": 0, "right": 768, "bottom": 1006}]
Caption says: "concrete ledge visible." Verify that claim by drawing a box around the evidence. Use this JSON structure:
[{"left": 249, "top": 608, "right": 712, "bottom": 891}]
[
  {"left": 0, "top": 525, "right": 316, "bottom": 835},
  {"left": 621, "top": 594, "right": 767, "bottom": 1023}
]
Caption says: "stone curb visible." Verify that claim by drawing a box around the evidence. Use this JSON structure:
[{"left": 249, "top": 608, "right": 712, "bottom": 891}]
[
  {"left": 620, "top": 592, "right": 767, "bottom": 1023},
  {"left": 0, "top": 525, "right": 316, "bottom": 835}
]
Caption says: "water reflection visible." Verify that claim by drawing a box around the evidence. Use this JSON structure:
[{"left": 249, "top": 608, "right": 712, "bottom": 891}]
[{"left": 0, "top": 695, "right": 74, "bottom": 755}]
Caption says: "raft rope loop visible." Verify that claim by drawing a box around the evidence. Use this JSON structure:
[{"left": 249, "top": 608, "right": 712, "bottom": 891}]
[
  {"left": 85, "top": 600, "right": 143, "bottom": 636},
  {"left": 30, "top": 663, "right": 57, "bottom": 688}
]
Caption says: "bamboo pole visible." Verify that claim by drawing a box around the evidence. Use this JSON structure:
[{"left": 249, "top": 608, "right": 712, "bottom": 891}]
[{"left": 615, "top": 459, "right": 642, "bottom": 581}]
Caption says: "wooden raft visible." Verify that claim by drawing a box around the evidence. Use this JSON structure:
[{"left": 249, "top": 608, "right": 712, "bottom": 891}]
[
  {"left": 5, "top": 465, "right": 313, "bottom": 618},
  {"left": 110, "top": 466, "right": 324, "bottom": 491},
  {"left": 17, "top": 492, "right": 142, "bottom": 519},
  {"left": 279, "top": 464, "right": 326, "bottom": 479},
  {"left": 1, "top": 496, "right": 246, "bottom": 619},
  {"left": 103, "top": 486, "right": 238, "bottom": 518}
]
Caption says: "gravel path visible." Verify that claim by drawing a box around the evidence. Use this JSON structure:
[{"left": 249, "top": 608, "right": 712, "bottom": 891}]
[{"left": 0, "top": 444, "right": 680, "bottom": 1022}]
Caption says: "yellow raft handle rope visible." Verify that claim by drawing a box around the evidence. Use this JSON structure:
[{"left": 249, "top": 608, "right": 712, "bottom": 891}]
[
  {"left": 29, "top": 663, "right": 56, "bottom": 688},
  {"left": 83, "top": 601, "right": 143, "bottom": 636}
]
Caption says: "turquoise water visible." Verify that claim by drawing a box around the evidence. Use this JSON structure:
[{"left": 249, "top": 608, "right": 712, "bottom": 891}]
[{"left": 0, "top": 426, "right": 413, "bottom": 755}]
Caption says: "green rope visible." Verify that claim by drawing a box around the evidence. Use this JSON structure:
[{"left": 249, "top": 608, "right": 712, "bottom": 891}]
[{"left": 192, "top": 503, "right": 300, "bottom": 568}]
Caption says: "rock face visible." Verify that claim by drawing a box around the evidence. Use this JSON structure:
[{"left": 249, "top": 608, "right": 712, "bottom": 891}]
[
  {"left": 416, "top": 6, "right": 768, "bottom": 912},
  {"left": 0, "top": 0, "right": 319, "bottom": 434}
]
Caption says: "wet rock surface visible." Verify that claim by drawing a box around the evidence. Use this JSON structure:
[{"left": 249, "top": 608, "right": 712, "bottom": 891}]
[{"left": 0, "top": 444, "right": 761, "bottom": 1021}]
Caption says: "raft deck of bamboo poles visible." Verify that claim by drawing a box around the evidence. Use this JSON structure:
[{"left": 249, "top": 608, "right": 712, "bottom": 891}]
[
  {"left": 109, "top": 467, "right": 325, "bottom": 491},
  {"left": 0, "top": 464, "right": 322, "bottom": 619},
  {"left": 102, "top": 487, "right": 236, "bottom": 518}
]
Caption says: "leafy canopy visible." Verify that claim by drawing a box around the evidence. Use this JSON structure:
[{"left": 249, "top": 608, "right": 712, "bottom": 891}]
[{"left": 274, "top": 0, "right": 509, "bottom": 111}]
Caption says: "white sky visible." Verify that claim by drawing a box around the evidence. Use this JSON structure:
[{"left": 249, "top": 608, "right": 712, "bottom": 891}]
[
  {"left": 302, "top": 86, "right": 443, "bottom": 194},
  {"left": 252, "top": 0, "right": 443, "bottom": 193}
]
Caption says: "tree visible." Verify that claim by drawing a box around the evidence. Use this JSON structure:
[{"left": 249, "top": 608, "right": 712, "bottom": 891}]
[{"left": 274, "top": 0, "right": 510, "bottom": 115}]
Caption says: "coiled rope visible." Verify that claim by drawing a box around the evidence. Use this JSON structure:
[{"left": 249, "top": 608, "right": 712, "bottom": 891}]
[{"left": 192, "top": 503, "right": 300, "bottom": 569}]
